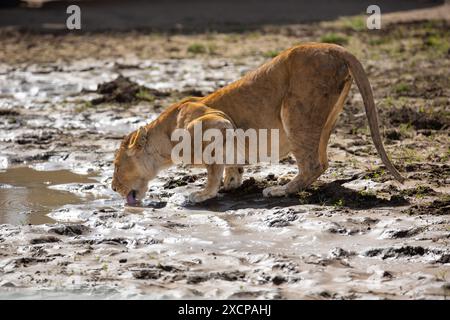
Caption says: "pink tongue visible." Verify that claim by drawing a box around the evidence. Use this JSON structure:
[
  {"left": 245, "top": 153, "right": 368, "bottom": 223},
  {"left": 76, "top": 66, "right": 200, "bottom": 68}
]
[{"left": 126, "top": 193, "right": 137, "bottom": 206}]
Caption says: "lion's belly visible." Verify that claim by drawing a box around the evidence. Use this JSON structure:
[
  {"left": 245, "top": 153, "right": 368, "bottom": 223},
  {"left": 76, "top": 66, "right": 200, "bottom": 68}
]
[
  {"left": 207, "top": 97, "right": 292, "bottom": 162},
  {"left": 233, "top": 114, "right": 291, "bottom": 163}
]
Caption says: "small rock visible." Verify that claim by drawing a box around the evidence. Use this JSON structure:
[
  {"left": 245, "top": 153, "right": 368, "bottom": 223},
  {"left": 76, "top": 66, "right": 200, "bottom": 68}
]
[
  {"left": 132, "top": 269, "right": 161, "bottom": 280},
  {"left": 49, "top": 224, "right": 90, "bottom": 236},
  {"left": 30, "top": 236, "right": 60, "bottom": 244},
  {"left": 272, "top": 276, "right": 287, "bottom": 285}
]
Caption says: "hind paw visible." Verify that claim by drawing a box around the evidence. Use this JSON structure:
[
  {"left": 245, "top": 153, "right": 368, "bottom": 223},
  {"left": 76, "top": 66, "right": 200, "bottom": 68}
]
[
  {"left": 263, "top": 185, "right": 288, "bottom": 197},
  {"left": 189, "top": 191, "right": 216, "bottom": 203}
]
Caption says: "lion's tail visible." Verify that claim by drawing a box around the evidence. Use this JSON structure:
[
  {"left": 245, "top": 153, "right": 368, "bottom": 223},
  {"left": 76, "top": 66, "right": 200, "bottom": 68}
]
[{"left": 332, "top": 46, "right": 405, "bottom": 183}]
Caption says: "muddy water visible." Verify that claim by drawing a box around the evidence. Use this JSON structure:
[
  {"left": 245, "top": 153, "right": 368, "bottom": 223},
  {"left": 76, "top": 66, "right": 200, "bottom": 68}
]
[{"left": 0, "top": 167, "right": 96, "bottom": 225}]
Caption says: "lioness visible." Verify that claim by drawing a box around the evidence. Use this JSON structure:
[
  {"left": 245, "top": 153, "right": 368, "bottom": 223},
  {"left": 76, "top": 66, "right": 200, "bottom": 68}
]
[{"left": 112, "top": 43, "right": 404, "bottom": 205}]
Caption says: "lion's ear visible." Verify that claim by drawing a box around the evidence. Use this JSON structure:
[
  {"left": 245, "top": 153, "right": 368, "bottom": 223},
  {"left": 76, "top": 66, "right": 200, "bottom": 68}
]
[{"left": 127, "top": 127, "right": 147, "bottom": 154}]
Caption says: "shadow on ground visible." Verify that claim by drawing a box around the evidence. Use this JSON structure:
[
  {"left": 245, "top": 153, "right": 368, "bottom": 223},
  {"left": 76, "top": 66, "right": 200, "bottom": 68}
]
[{"left": 187, "top": 177, "right": 409, "bottom": 212}]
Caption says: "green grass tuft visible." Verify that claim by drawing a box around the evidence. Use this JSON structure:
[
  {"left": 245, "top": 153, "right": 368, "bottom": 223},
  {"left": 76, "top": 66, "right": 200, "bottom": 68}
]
[
  {"left": 135, "top": 88, "right": 155, "bottom": 102},
  {"left": 262, "top": 50, "right": 280, "bottom": 58},
  {"left": 320, "top": 33, "right": 348, "bottom": 45},
  {"left": 423, "top": 35, "right": 450, "bottom": 54},
  {"left": 393, "top": 82, "right": 411, "bottom": 95},
  {"left": 341, "top": 16, "right": 366, "bottom": 32},
  {"left": 187, "top": 43, "right": 207, "bottom": 54}
]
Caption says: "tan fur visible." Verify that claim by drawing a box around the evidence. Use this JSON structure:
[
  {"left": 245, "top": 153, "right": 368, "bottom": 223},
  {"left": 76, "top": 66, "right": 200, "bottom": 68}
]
[{"left": 112, "top": 43, "right": 404, "bottom": 203}]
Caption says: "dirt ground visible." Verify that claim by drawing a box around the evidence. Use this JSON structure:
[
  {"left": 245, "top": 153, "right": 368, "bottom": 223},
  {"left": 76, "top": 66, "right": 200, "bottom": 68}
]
[{"left": 0, "top": 9, "right": 449, "bottom": 299}]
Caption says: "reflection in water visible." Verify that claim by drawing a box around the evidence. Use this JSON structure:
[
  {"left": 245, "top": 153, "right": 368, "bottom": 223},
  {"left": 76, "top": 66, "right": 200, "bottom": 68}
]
[{"left": 0, "top": 167, "right": 96, "bottom": 225}]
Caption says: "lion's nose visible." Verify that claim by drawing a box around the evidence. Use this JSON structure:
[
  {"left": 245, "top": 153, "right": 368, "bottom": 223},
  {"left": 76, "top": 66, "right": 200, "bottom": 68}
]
[{"left": 112, "top": 186, "right": 117, "bottom": 192}]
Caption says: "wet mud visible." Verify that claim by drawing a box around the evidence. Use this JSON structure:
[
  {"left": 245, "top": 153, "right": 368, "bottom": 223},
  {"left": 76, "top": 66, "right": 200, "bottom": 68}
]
[{"left": 0, "top": 19, "right": 449, "bottom": 299}]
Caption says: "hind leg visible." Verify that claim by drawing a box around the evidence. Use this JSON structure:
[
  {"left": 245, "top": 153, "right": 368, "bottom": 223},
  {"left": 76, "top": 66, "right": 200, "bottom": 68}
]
[
  {"left": 223, "top": 166, "right": 244, "bottom": 190},
  {"left": 263, "top": 130, "right": 327, "bottom": 197},
  {"left": 263, "top": 79, "right": 352, "bottom": 197},
  {"left": 262, "top": 101, "right": 328, "bottom": 197}
]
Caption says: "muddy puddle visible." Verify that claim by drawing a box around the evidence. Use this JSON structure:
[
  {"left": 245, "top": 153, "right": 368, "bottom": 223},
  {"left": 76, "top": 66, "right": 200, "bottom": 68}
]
[{"left": 0, "top": 167, "right": 97, "bottom": 225}]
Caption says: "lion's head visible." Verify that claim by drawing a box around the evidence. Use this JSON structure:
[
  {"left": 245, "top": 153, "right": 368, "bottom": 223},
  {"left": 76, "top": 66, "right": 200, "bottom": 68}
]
[{"left": 112, "top": 127, "right": 156, "bottom": 205}]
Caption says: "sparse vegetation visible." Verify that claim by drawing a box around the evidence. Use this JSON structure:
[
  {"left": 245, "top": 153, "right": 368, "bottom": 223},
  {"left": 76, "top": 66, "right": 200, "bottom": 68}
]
[
  {"left": 400, "top": 185, "right": 436, "bottom": 199},
  {"left": 334, "top": 198, "right": 345, "bottom": 208},
  {"left": 400, "top": 147, "right": 424, "bottom": 164},
  {"left": 187, "top": 43, "right": 207, "bottom": 54},
  {"left": 398, "top": 123, "right": 413, "bottom": 136},
  {"left": 320, "top": 33, "right": 349, "bottom": 45},
  {"left": 187, "top": 42, "right": 219, "bottom": 55},
  {"left": 136, "top": 88, "right": 155, "bottom": 102},
  {"left": 341, "top": 15, "right": 366, "bottom": 32},
  {"left": 263, "top": 50, "right": 280, "bottom": 58},
  {"left": 393, "top": 82, "right": 411, "bottom": 95},
  {"left": 368, "top": 37, "right": 389, "bottom": 46},
  {"left": 75, "top": 100, "right": 93, "bottom": 113},
  {"left": 364, "top": 168, "right": 386, "bottom": 181},
  {"left": 423, "top": 35, "right": 450, "bottom": 54},
  {"left": 207, "top": 43, "right": 219, "bottom": 55}
]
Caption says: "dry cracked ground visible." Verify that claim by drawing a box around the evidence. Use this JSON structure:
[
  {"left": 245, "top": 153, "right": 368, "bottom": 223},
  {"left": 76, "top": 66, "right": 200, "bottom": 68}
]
[{"left": 0, "top": 17, "right": 449, "bottom": 299}]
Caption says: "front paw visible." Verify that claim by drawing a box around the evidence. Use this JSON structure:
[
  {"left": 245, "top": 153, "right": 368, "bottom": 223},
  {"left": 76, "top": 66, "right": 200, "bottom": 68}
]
[
  {"left": 188, "top": 191, "right": 216, "bottom": 203},
  {"left": 263, "top": 185, "right": 287, "bottom": 197}
]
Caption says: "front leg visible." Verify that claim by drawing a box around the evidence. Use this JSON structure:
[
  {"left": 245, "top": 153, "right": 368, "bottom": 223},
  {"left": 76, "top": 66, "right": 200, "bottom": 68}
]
[{"left": 189, "top": 164, "right": 224, "bottom": 203}]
